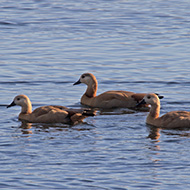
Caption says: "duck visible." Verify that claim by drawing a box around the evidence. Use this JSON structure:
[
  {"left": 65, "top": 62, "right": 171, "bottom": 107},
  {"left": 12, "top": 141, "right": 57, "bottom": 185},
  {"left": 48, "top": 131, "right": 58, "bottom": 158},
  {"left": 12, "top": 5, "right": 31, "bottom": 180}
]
[
  {"left": 7, "top": 94, "right": 96, "bottom": 124},
  {"left": 137, "top": 93, "right": 190, "bottom": 129},
  {"left": 73, "top": 73, "right": 163, "bottom": 109}
]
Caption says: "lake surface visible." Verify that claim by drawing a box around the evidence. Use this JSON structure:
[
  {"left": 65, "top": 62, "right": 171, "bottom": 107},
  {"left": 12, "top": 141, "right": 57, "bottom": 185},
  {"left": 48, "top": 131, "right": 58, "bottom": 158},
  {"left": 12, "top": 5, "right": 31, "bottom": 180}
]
[{"left": 0, "top": 0, "right": 190, "bottom": 189}]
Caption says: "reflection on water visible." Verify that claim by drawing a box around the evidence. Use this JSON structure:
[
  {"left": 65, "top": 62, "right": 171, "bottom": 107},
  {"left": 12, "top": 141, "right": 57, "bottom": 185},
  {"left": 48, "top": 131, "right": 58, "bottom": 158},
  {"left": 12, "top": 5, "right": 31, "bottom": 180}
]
[
  {"left": 147, "top": 125, "right": 190, "bottom": 141},
  {"left": 18, "top": 120, "right": 96, "bottom": 136},
  {"left": 147, "top": 126, "right": 161, "bottom": 141},
  {"left": 162, "top": 129, "right": 190, "bottom": 138},
  {"left": 19, "top": 122, "right": 33, "bottom": 136}
]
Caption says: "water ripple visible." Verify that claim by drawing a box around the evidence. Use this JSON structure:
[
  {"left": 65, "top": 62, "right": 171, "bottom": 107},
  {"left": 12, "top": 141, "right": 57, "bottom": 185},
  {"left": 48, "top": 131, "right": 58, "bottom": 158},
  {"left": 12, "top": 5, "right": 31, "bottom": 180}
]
[
  {"left": 0, "top": 21, "right": 27, "bottom": 26},
  {"left": 1, "top": 80, "right": 190, "bottom": 85}
]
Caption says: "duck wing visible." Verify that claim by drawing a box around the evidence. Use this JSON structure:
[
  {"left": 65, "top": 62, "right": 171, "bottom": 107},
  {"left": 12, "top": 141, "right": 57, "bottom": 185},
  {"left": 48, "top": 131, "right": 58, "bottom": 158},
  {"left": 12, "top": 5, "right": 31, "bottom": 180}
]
[
  {"left": 32, "top": 106, "right": 96, "bottom": 124},
  {"left": 160, "top": 111, "right": 190, "bottom": 128},
  {"left": 32, "top": 106, "right": 66, "bottom": 117},
  {"left": 97, "top": 90, "right": 134, "bottom": 101},
  {"left": 94, "top": 91, "right": 144, "bottom": 108},
  {"left": 51, "top": 105, "right": 68, "bottom": 110},
  {"left": 131, "top": 93, "right": 147, "bottom": 103}
]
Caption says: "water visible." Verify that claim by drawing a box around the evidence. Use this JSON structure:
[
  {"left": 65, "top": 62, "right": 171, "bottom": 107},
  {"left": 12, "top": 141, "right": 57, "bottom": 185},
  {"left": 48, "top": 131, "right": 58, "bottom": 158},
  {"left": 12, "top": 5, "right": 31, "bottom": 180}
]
[{"left": 0, "top": 0, "right": 190, "bottom": 189}]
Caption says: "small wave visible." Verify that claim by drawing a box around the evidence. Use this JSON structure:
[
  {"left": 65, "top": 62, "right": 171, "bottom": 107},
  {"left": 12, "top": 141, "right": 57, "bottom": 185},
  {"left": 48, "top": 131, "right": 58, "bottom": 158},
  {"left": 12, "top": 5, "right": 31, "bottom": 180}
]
[
  {"left": 0, "top": 81, "right": 73, "bottom": 85},
  {"left": 167, "top": 101, "right": 190, "bottom": 105},
  {"left": 102, "top": 80, "right": 190, "bottom": 85},
  {"left": 1, "top": 80, "right": 190, "bottom": 86},
  {"left": 0, "top": 21, "right": 27, "bottom": 26},
  {"left": 0, "top": 21, "right": 16, "bottom": 25}
]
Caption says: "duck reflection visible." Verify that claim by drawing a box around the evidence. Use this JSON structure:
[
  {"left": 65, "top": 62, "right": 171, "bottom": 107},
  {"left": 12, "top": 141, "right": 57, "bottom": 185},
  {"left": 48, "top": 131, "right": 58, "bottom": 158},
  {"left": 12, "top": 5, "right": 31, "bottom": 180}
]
[
  {"left": 18, "top": 120, "right": 95, "bottom": 136},
  {"left": 147, "top": 124, "right": 190, "bottom": 141},
  {"left": 20, "top": 122, "right": 33, "bottom": 135},
  {"left": 147, "top": 125, "right": 161, "bottom": 141}
]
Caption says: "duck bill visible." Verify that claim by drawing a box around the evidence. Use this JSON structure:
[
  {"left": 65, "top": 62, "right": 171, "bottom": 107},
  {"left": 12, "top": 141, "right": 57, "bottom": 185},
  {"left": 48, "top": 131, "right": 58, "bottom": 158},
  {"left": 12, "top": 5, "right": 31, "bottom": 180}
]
[
  {"left": 7, "top": 101, "right": 16, "bottom": 108},
  {"left": 136, "top": 99, "right": 146, "bottom": 107},
  {"left": 73, "top": 79, "right": 81, "bottom": 85}
]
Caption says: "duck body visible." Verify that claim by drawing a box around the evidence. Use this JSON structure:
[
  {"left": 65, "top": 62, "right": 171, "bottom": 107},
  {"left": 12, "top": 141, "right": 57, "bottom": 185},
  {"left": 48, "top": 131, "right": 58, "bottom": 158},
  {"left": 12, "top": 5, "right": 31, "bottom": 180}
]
[
  {"left": 137, "top": 93, "right": 190, "bottom": 129},
  {"left": 81, "top": 90, "right": 147, "bottom": 109},
  {"left": 18, "top": 105, "right": 70, "bottom": 123},
  {"left": 148, "top": 111, "right": 190, "bottom": 129},
  {"left": 74, "top": 73, "right": 150, "bottom": 109},
  {"left": 7, "top": 95, "right": 95, "bottom": 124}
]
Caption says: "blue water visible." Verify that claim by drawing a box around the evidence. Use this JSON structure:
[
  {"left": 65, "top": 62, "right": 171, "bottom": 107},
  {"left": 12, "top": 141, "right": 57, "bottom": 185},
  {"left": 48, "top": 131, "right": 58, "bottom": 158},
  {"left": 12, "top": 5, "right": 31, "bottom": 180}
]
[{"left": 0, "top": 0, "right": 190, "bottom": 189}]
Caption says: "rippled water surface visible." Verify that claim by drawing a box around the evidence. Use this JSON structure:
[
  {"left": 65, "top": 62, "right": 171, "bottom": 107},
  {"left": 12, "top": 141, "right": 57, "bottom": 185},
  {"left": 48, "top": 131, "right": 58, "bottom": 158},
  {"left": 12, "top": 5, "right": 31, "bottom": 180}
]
[{"left": 0, "top": 0, "right": 190, "bottom": 189}]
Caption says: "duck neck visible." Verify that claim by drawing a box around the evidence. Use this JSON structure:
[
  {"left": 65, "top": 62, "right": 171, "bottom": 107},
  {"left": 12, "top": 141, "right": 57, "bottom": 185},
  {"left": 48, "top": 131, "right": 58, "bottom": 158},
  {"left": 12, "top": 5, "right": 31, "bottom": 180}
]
[
  {"left": 85, "top": 79, "right": 97, "bottom": 98},
  {"left": 21, "top": 100, "right": 32, "bottom": 114},
  {"left": 148, "top": 103, "right": 160, "bottom": 120}
]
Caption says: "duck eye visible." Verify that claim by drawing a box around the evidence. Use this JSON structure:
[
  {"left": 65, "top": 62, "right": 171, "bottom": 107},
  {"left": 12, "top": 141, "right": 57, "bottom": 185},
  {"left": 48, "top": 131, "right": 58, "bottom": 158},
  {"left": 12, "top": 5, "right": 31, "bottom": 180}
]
[
  {"left": 17, "top": 98, "right": 20, "bottom": 101},
  {"left": 81, "top": 75, "right": 85, "bottom": 79},
  {"left": 147, "top": 96, "right": 151, "bottom": 99}
]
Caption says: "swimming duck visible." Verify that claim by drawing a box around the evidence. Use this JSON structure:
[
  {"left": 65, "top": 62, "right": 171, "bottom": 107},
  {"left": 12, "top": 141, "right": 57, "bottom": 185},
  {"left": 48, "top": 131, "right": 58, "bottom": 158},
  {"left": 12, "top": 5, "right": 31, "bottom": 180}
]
[
  {"left": 73, "top": 73, "right": 161, "bottom": 109},
  {"left": 137, "top": 93, "right": 190, "bottom": 129},
  {"left": 7, "top": 94, "right": 96, "bottom": 124}
]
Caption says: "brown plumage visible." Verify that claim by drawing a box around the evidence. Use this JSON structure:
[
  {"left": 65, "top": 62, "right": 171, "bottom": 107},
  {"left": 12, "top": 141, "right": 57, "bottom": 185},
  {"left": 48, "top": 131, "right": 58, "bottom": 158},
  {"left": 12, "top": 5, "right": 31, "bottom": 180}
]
[
  {"left": 73, "top": 73, "right": 156, "bottom": 109},
  {"left": 137, "top": 93, "right": 190, "bottom": 129},
  {"left": 7, "top": 95, "right": 96, "bottom": 124}
]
